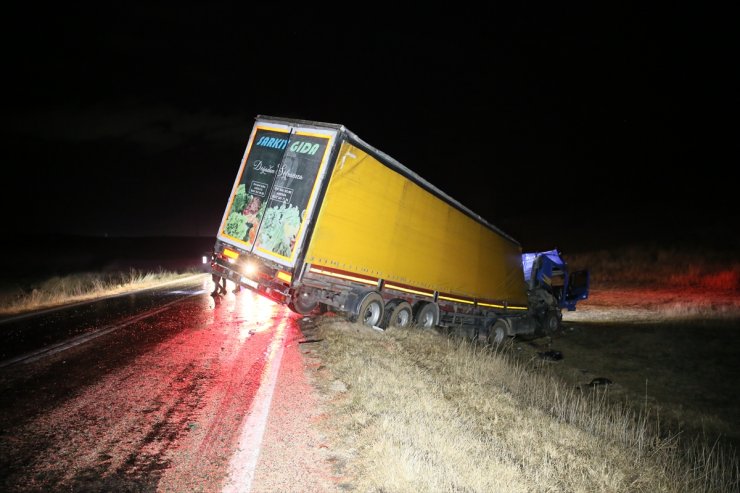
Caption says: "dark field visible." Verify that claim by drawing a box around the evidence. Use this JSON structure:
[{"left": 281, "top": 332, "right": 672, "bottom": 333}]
[
  {"left": 0, "top": 236, "right": 215, "bottom": 284},
  {"left": 519, "top": 318, "right": 740, "bottom": 453}
]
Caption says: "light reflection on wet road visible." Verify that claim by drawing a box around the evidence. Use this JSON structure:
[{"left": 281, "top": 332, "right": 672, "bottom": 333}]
[{"left": 0, "top": 276, "right": 301, "bottom": 492}]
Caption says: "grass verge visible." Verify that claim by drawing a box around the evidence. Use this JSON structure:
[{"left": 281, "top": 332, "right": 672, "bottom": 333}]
[
  {"left": 305, "top": 317, "right": 739, "bottom": 493},
  {"left": 0, "top": 269, "right": 206, "bottom": 317}
]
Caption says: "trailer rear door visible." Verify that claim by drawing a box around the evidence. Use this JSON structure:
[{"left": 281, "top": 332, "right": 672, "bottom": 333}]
[{"left": 217, "top": 120, "right": 338, "bottom": 267}]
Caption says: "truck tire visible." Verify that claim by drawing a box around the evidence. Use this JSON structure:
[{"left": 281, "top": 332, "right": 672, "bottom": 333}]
[
  {"left": 473, "top": 324, "right": 489, "bottom": 344},
  {"left": 414, "top": 302, "right": 438, "bottom": 329},
  {"left": 489, "top": 319, "right": 509, "bottom": 346},
  {"left": 382, "top": 300, "right": 413, "bottom": 329},
  {"left": 289, "top": 287, "right": 319, "bottom": 315},
  {"left": 543, "top": 310, "right": 561, "bottom": 333},
  {"left": 357, "top": 292, "right": 384, "bottom": 327}
]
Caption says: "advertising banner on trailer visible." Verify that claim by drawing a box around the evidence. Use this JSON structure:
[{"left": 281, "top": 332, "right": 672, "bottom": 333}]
[{"left": 217, "top": 122, "right": 337, "bottom": 267}]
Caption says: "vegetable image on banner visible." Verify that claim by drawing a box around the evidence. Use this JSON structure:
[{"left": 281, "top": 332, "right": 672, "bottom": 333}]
[
  {"left": 255, "top": 134, "right": 329, "bottom": 259},
  {"left": 221, "top": 128, "right": 288, "bottom": 246}
]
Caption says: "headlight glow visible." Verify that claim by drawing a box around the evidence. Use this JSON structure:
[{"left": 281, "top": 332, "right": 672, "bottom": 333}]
[{"left": 244, "top": 262, "right": 257, "bottom": 276}]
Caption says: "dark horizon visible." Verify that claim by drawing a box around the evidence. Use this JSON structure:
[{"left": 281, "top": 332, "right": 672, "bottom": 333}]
[{"left": 3, "top": 5, "right": 737, "bottom": 247}]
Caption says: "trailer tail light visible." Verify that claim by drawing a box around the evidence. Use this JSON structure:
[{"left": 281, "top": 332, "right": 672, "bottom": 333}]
[
  {"left": 276, "top": 271, "right": 292, "bottom": 284},
  {"left": 223, "top": 248, "right": 239, "bottom": 262}
]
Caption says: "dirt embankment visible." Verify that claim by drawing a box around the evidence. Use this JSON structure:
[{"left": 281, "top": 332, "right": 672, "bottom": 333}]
[{"left": 269, "top": 286, "right": 740, "bottom": 492}]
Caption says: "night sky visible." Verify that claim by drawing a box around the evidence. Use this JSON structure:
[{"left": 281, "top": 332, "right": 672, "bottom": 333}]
[{"left": 4, "top": 4, "right": 737, "bottom": 251}]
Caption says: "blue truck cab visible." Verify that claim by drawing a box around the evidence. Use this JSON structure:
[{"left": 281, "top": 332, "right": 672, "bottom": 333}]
[{"left": 522, "top": 249, "right": 589, "bottom": 311}]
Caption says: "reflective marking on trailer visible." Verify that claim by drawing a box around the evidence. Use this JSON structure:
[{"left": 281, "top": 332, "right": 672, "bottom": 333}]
[
  {"left": 478, "top": 302, "right": 505, "bottom": 309},
  {"left": 309, "top": 267, "right": 377, "bottom": 286},
  {"left": 384, "top": 283, "right": 434, "bottom": 297},
  {"left": 438, "top": 295, "right": 475, "bottom": 304}
]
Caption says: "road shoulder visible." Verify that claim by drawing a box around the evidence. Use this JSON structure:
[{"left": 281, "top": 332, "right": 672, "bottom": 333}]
[{"left": 249, "top": 317, "right": 345, "bottom": 492}]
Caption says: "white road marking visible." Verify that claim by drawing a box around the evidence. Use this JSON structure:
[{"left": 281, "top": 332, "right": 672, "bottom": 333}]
[
  {"left": 0, "top": 290, "right": 205, "bottom": 368},
  {"left": 221, "top": 317, "right": 289, "bottom": 493}
]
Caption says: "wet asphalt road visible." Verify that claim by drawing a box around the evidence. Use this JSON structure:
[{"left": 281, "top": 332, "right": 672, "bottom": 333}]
[
  {"left": 0, "top": 277, "right": 300, "bottom": 492},
  {"left": 0, "top": 280, "right": 204, "bottom": 364}
]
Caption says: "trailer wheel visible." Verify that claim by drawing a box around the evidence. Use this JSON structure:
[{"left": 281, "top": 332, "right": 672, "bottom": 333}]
[
  {"left": 357, "top": 292, "right": 384, "bottom": 327},
  {"left": 414, "top": 302, "right": 438, "bottom": 329},
  {"left": 543, "top": 310, "right": 561, "bottom": 333},
  {"left": 489, "top": 319, "right": 509, "bottom": 346},
  {"left": 289, "top": 288, "right": 319, "bottom": 315},
  {"left": 382, "top": 300, "right": 413, "bottom": 329}
]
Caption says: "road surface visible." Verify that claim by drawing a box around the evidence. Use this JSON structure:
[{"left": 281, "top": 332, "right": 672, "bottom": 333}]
[{"left": 0, "top": 276, "right": 337, "bottom": 492}]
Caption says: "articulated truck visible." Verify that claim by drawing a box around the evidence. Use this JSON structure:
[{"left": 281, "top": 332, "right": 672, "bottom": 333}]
[{"left": 211, "top": 116, "right": 588, "bottom": 343}]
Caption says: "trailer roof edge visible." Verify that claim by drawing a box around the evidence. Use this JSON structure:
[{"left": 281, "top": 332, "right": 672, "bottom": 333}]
[
  {"left": 253, "top": 115, "right": 520, "bottom": 247},
  {"left": 344, "top": 130, "right": 521, "bottom": 247}
]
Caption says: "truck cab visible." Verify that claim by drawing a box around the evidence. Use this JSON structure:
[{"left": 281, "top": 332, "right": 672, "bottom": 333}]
[{"left": 521, "top": 249, "right": 589, "bottom": 331}]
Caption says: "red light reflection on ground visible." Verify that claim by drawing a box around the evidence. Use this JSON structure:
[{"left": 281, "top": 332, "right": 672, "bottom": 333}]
[
  {"left": 155, "top": 287, "right": 300, "bottom": 491},
  {"left": 236, "top": 290, "right": 279, "bottom": 335},
  {"left": 222, "top": 297, "right": 292, "bottom": 492}
]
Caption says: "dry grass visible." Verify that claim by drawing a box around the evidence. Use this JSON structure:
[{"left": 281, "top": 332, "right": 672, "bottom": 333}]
[
  {"left": 566, "top": 245, "right": 739, "bottom": 290},
  {"left": 308, "top": 318, "right": 739, "bottom": 493},
  {"left": 0, "top": 269, "right": 204, "bottom": 316},
  {"left": 564, "top": 244, "right": 740, "bottom": 322},
  {"left": 564, "top": 287, "right": 740, "bottom": 323}
]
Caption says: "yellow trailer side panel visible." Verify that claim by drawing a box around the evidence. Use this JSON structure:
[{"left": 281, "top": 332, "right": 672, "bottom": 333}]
[{"left": 304, "top": 143, "right": 528, "bottom": 305}]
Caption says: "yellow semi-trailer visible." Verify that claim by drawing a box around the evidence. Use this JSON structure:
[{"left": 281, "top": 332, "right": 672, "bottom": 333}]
[{"left": 211, "top": 115, "right": 549, "bottom": 340}]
